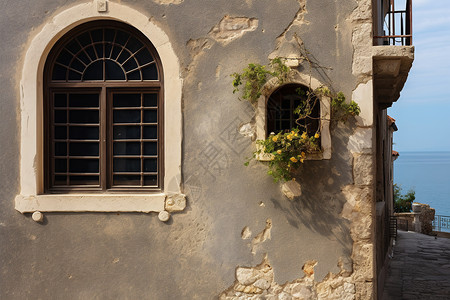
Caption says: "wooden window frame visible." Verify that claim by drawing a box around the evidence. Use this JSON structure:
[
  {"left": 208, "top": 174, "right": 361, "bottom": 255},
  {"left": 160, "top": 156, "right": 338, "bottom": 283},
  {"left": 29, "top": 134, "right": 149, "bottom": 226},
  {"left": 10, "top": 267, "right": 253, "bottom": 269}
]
[{"left": 44, "top": 21, "right": 164, "bottom": 193}]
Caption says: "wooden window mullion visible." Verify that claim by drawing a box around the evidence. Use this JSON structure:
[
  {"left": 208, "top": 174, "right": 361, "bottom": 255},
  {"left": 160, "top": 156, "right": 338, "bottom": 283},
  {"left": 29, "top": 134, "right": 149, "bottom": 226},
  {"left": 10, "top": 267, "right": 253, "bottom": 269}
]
[{"left": 100, "top": 87, "right": 107, "bottom": 190}]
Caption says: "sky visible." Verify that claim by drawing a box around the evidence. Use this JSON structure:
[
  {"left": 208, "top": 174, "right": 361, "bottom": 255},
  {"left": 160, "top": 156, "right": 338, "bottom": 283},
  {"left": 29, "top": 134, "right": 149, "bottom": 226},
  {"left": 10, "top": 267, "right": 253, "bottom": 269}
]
[{"left": 388, "top": 0, "right": 450, "bottom": 152}]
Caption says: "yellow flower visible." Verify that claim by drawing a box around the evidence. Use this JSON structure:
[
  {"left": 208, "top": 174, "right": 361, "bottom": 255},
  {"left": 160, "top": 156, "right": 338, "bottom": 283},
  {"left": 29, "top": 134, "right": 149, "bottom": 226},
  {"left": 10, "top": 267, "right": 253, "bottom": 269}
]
[
  {"left": 277, "top": 150, "right": 282, "bottom": 154},
  {"left": 290, "top": 157, "right": 298, "bottom": 163},
  {"left": 272, "top": 136, "right": 278, "bottom": 142},
  {"left": 291, "top": 131, "right": 295, "bottom": 135},
  {"left": 294, "top": 133, "right": 298, "bottom": 137},
  {"left": 301, "top": 152, "right": 306, "bottom": 158},
  {"left": 301, "top": 132, "right": 307, "bottom": 140},
  {"left": 287, "top": 134, "right": 293, "bottom": 141},
  {"left": 300, "top": 158, "right": 304, "bottom": 163},
  {"left": 314, "top": 133, "right": 320, "bottom": 139}
]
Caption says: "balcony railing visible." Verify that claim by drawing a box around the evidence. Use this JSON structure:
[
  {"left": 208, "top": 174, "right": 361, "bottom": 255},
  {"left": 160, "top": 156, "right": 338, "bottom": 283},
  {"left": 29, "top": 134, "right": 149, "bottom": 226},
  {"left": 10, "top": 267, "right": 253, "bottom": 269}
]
[
  {"left": 432, "top": 215, "right": 450, "bottom": 233},
  {"left": 374, "top": 0, "right": 412, "bottom": 46}
]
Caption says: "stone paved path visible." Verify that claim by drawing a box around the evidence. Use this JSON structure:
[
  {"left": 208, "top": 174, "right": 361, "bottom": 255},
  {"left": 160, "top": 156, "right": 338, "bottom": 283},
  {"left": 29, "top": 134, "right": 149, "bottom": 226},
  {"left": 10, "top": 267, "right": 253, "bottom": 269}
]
[{"left": 382, "top": 230, "right": 450, "bottom": 300}]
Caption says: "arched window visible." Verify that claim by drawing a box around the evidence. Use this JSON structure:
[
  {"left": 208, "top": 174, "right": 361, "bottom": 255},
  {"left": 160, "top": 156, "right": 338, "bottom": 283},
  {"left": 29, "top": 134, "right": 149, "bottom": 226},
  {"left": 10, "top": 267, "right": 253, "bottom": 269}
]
[
  {"left": 44, "top": 21, "right": 163, "bottom": 192},
  {"left": 266, "top": 84, "right": 320, "bottom": 138}
]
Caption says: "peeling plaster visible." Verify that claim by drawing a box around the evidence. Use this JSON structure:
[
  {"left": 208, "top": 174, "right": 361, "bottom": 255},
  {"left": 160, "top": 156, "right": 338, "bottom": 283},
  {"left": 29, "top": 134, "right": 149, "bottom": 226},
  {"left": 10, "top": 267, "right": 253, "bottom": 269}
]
[
  {"left": 208, "top": 15, "right": 258, "bottom": 45},
  {"left": 251, "top": 219, "right": 272, "bottom": 255}
]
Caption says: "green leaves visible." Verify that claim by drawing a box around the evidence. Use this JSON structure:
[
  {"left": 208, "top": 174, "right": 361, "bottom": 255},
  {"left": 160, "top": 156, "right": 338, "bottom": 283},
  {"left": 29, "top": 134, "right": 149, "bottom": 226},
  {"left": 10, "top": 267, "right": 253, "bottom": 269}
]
[
  {"left": 254, "top": 129, "right": 319, "bottom": 182},
  {"left": 394, "top": 184, "right": 416, "bottom": 212},
  {"left": 331, "top": 92, "right": 361, "bottom": 122},
  {"left": 231, "top": 58, "right": 291, "bottom": 104}
]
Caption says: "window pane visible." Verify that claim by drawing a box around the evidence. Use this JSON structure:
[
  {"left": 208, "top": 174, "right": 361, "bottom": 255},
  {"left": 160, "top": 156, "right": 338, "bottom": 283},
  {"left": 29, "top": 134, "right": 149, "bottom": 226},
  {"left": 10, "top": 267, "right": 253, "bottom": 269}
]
[
  {"left": 54, "top": 110, "right": 67, "bottom": 123},
  {"left": 52, "top": 64, "right": 67, "bottom": 80},
  {"left": 113, "top": 110, "right": 140, "bottom": 123},
  {"left": 70, "top": 175, "right": 99, "bottom": 186},
  {"left": 55, "top": 159, "right": 67, "bottom": 172},
  {"left": 123, "top": 59, "right": 138, "bottom": 72},
  {"left": 127, "top": 70, "right": 141, "bottom": 80},
  {"left": 143, "top": 142, "right": 157, "bottom": 155},
  {"left": 56, "top": 49, "right": 72, "bottom": 65},
  {"left": 94, "top": 43, "right": 104, "bottom": 59},
  {"left": 113, "top": 175, "right": 140, "bottom": 186},
  {"left": 85, "top": 46, "right": 97, "bottom": 62},
  {"left": 54, "top": 94, "right": 67, "bottom": 107},
  {"left": 69, "top": 110, "right": 99, "bottom": 124},
  {"left": 113, "top": 94, "right": 140, "bottom": 107},
  {"left": 66, "top": 40, "right": 81, "bottom": 55},
  {"left": 113, "top": 126, "right": 140, "bottom": 139},
  {"left": 135, "top": 48, "right": 153, "bottom": 65},
  {"left": 141, "top": 64, "right": 158, "bottom": 80},
  {"left": 143, "top": 93, "right": 157, "bottom": 107},
  {"left": 55, "top": 142, "right": 67, "bottom": 156},
  {"left": 83, "top": 60, "right": 103, "bottom": 80},
  {"left": 144, "top": 175, "right": 157, "bottom": 186},
  {"left": 69, "top": 94, "right": 99, "bottom": 107},
  {"left": 115, "top": 30, "right": 128, "bottom": 45},
  {"left": 117, "top": 51, "right": 131, "bottom": 64},
  {"left": 69, "top": 159, "right": 99, "bottom": 173},
  {"left": 113, "top": 158, "right": 140, "bottom": 172},
  {"left": 144, "top": 158, "right": 157, "bottom": 172},
  {"left": 143, "top": 126, "right": 157, "bottom": 139},
  {"left": 105, "top": 60, "right": 125, "bottom": 80},
  {"left": 127, "top": 36, "right": 143, "bottom": 53},
  {"left": 54, "top": 126, "right": 67, "bottom": 139},
  {"left": 68, "top": 70, "right": 82, "bottom": 81},
  {"left": 54, "top": 175, "right": 67, "bottom": 186},
  {"left": 70, "top": 59, "right": 85, "bottom": 73},
  {"left": 114, "top": 142, "right": 140, "bottom": 155},
  {"left": 69, "top": 126, "right": 99, "bottom": 140},
  {"left": 77, "top": 51, "right": 91, "bottom": 65},
  {"left": 143, "top": 110, "right": 157, "bottom": 123},
  {"left": 69, "top": 142, "right": 99, "bottom": 156}
]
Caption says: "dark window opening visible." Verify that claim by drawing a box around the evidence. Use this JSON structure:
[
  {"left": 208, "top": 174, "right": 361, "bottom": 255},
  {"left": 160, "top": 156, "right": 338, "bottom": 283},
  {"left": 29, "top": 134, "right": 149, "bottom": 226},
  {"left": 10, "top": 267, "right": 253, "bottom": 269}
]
[{"left": 266, "top": 84, "right": 320, "bottom": 138}]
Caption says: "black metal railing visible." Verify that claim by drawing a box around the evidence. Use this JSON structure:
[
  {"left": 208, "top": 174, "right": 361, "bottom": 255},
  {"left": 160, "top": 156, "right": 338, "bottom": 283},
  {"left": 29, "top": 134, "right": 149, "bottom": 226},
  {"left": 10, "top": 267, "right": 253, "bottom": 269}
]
[
  {"left": 390, "top": 216, "right": 398, "bottom": 239},
  {"left": 432, "top": 215, "right": 450, "bottom": 232},
  {"left": 374, "top": 0, "right": 412, "bottom": 46}
]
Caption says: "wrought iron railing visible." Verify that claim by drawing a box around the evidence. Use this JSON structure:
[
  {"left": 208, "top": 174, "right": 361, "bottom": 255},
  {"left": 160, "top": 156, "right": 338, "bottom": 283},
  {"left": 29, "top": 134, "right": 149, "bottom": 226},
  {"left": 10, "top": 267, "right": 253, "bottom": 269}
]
[
  {"left": 374, "top": 0, "right": 412, "bottom": 46},
  {"left": 390, "top": 216, "right": 398, "bottom": 239},
  {"left": 432, "top": 215, "right": 450, "bottom": 232}
]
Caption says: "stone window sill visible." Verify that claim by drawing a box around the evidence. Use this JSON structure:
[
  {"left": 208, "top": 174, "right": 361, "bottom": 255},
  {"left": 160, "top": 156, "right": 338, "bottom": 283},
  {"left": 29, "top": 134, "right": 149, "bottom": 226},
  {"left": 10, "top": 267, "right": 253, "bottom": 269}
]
[{"left": 15, "top": 193, "right": 186, "bottom": 214}]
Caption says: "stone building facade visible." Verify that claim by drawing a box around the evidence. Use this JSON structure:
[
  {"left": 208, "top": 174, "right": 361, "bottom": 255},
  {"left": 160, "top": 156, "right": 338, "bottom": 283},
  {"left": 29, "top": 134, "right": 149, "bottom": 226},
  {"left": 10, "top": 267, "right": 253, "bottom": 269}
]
[{"left": 0, "top": 0, "right": 413, "bottom": 299}]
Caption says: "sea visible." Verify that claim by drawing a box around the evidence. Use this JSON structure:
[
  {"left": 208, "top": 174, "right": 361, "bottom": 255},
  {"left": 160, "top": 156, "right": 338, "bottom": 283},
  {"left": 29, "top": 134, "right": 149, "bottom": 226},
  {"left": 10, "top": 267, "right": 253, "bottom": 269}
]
[{"left": 394, "top": 151, "right": 450, "bottom": 217}]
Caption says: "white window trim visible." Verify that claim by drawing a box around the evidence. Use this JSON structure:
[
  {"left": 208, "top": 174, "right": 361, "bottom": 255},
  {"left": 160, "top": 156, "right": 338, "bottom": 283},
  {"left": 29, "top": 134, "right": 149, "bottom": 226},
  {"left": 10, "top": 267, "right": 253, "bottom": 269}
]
[
  {"left": 15, "top": 1, "right": 183, "bottom": 213},
  {"left": 255, "top": 74, "right": 332, "bottom": 161}
]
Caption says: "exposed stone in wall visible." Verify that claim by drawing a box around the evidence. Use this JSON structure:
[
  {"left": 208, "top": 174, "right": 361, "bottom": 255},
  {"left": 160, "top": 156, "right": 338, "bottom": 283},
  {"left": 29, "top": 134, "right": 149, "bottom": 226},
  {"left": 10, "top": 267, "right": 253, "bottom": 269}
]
[
  {"left": 346, "top": 1, "right": 376, "bottom": 298},
  {"left": 418, "top": 204, "right": 435, "bottom": 234},
  {"left": 349, "top": 0, "right": 373, "bottom": 82},
  {"left": 208, "top": 15, "right": 258, "bottom": 45},
  {"left": 353, "top": 154, "right": 373, "bottom": 186},
  {"left": 220, "top": 256, "right": 359, "bottom": 300}
]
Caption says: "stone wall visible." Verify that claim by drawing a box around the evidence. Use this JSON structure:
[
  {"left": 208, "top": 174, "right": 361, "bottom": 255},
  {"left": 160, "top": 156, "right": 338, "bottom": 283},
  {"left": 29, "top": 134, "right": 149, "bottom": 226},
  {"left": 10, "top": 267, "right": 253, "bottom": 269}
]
[{"left": 395, "top": 204, "right": 436, "bottom": 235}]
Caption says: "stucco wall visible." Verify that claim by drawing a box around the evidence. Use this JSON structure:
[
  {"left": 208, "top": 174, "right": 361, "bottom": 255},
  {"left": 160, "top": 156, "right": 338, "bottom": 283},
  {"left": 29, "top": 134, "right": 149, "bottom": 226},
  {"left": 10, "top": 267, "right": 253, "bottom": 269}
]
[{"left": 0, "top": 0, "right": 376, "bottom": 299}]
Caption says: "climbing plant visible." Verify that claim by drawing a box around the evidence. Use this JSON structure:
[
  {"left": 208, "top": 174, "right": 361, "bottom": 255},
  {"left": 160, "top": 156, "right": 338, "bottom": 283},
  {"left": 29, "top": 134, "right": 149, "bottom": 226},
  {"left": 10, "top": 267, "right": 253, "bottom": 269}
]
[{"left": 234, "top": 57, "right": 361, "bottom": 182}]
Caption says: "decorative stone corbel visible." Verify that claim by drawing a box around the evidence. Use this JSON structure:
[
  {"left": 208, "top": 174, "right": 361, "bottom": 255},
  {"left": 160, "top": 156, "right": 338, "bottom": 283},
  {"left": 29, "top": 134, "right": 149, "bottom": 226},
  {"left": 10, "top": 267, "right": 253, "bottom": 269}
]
[{"left": 165, "top": 193, "right": 187, "bottom": 212}]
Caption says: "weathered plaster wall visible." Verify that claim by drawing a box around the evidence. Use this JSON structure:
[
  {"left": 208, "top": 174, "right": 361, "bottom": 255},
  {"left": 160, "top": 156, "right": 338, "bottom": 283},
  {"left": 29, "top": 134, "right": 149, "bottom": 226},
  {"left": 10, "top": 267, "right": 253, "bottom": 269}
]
[{"left": 1, "top": 0, "right": 377, "bottom": 299}]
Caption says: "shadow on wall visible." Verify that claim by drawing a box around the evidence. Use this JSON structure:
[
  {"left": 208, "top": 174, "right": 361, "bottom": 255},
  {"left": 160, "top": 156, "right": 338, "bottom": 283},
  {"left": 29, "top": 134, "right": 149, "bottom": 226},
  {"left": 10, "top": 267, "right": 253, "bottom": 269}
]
[{"left": 270, "top": 119, "right": 356, "bottom": 251}]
